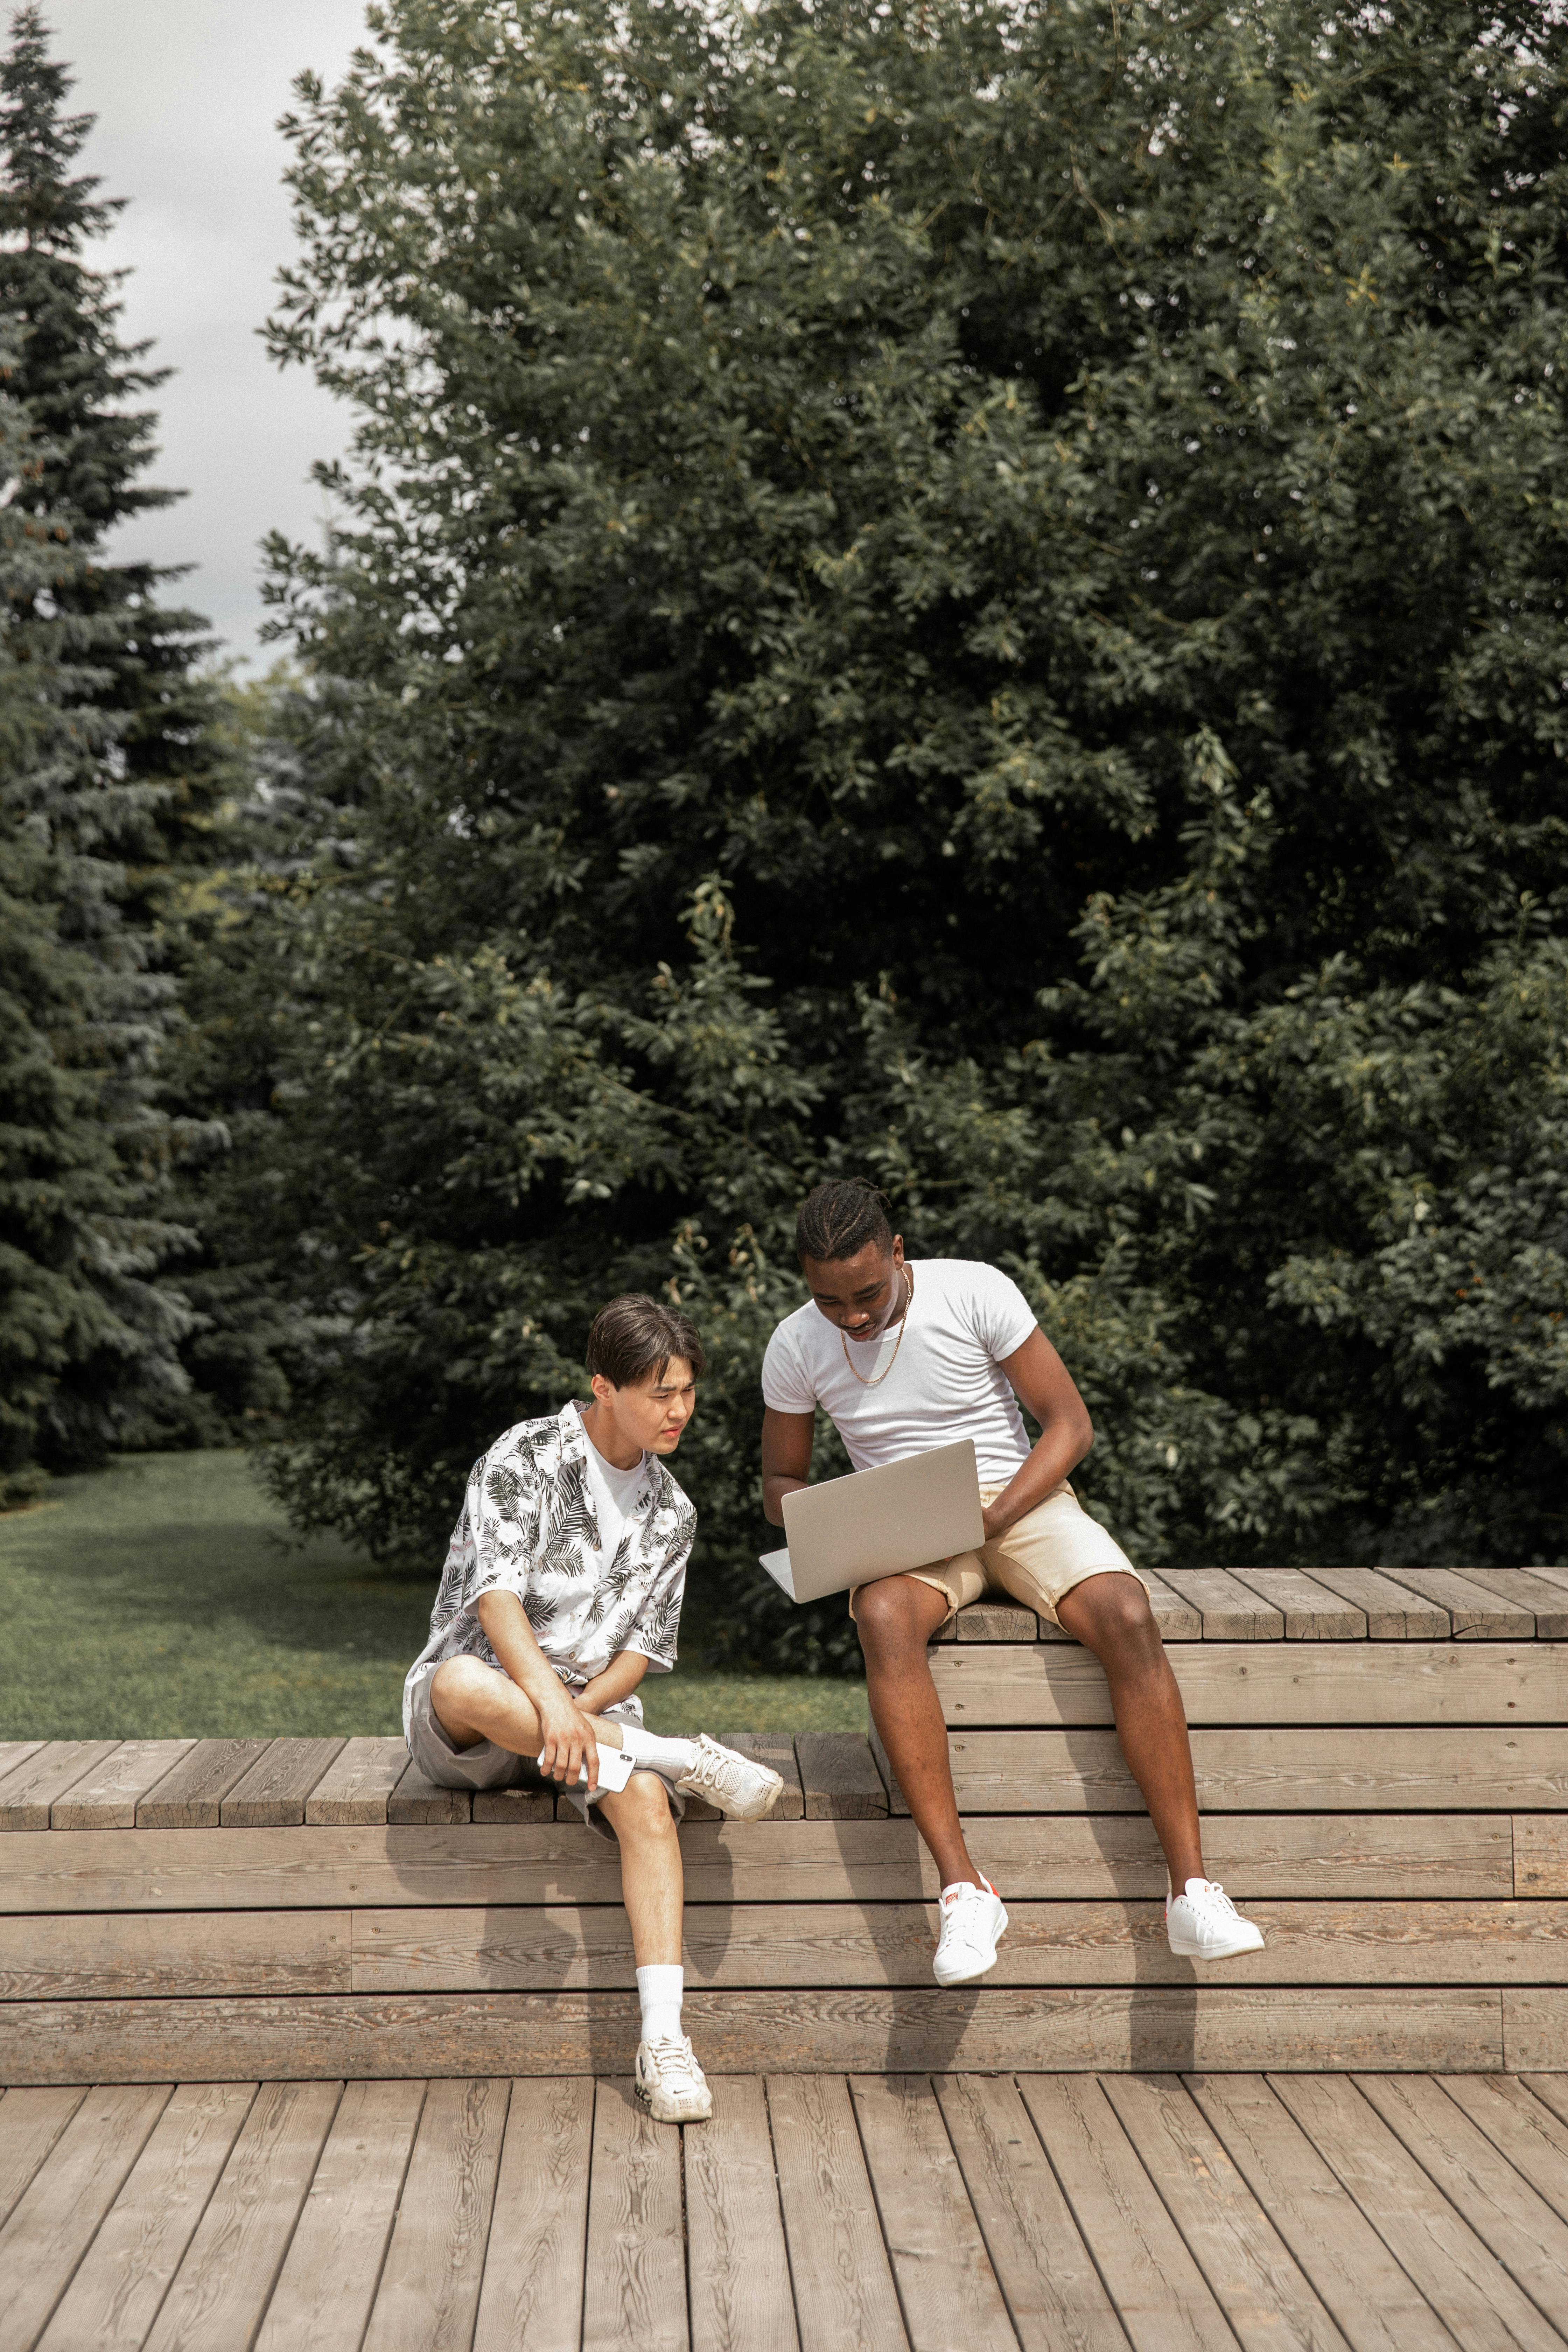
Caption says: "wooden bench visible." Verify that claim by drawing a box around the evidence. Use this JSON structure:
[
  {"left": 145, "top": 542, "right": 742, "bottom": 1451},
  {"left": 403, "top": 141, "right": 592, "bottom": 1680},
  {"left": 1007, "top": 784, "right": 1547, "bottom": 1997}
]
[{"left": 2, "top": 1563, "right": 1566, "bottom": 2082}]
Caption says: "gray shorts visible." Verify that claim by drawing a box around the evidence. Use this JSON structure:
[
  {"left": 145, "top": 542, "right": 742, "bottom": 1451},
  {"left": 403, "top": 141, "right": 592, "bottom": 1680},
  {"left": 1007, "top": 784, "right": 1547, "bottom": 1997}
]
[{"left": 405, "top": 1660, "right": 685, "bottom": 1841}]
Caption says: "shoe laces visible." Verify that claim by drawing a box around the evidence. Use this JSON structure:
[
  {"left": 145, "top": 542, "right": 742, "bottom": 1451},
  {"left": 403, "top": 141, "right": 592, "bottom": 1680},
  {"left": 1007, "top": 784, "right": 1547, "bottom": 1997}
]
[
  {"left": 940, "top": 1877, "right": 997, "bottom": 1919},
  {"left": 688, "top": 1735, "right": 762, "bottom": 1802},
  {"left": 643, "top": 2033, "right": 705, "bottom": 2091},
  {"left": 1186, "top": 1879, "right": 1237, "bottom": 1916}
]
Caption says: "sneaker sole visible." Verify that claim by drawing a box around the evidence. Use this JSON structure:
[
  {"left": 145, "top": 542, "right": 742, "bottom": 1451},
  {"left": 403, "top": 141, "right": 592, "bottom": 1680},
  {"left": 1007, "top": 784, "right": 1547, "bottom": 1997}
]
[
  {"left": 634, "top": 2079, "right": 713, "bottom": 2124},
  {"left": 933, "top": 1949, "right": 1000, "bottom": 1987},
  {"left": 1167, "top": 1930, "right": 1266, "bottom": 1961},
  {"left": 682, "top": 1771, "right": 785, "bottom": 1823}
]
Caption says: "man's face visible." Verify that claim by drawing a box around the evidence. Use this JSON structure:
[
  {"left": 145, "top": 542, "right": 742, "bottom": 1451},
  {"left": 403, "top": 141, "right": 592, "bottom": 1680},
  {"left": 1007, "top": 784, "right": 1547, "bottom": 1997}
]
[
  {"left": 801, "top": 1237, "right": 907, "bottom": 1342},
  {"left": 594, "top": 1357, "right": 698, "bottom": 1453}
]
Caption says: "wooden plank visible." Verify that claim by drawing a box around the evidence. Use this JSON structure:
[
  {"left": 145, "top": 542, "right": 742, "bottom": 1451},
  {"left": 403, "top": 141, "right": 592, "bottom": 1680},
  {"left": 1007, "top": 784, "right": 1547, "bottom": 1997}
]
[
  {"left": 36, "top": 2083, "right": 256, "bottom": 2352},
  {"left": 0, "top": 1812, "right": 1517, "bottom": 1917},
  {"left": 685, "top": 2075, "right": 798, "bottom": 2352},
  {"left": 0, "top": 1896, "right": 1553, "bottom": 2006},
  {"left": 136, "top": 1739, "right": 270, "bottom": 1829},
  {"left": 1503, "top": 1990, "right": 1568, "bottom": 2070},
  {"left": 140, "top": 2079, "right": 341, "bottom": 2352},
  {"left": 472, "top": 2077, "right": 592, "bottom": 2352},
  {"left": 1374, "top": 1567, "right": 1533, "bottom": 1639},
  {"left": 0, "top": 1742, "right": 122, "bottom": 1832},
  {"left": 767, "top": 2074, "right": 906, "bottom": 2352},
  {"left": 932, "top": 1639, "right": 1568, "bottom": 1728},
  {"left": 1185, "top": 2075, "right": 1454, "bottom": 2352},
  {"left": 1140, "top": 1570, "right": 1203, "bottom": 1642},
  {"left": 1304, "top": 1568, "right": 1449, "bottom": 1639},
  {"left": 220, "top": 1738, "right": 346, "bottom": 1828},
  {"left": 0, "top": 1910, "right": 350, "bottom": 2000},
  {"left": 581, "top": 2078, "right": 687, "bottom": 2352},
  {"left": 1159, "top": 1570, "right": 1284, "bottom": 1640},
  {"left": 1228, "top": 1570, "right": 1366, "bottom": 1639},
  {"left": 0, "top": 1986, "right": 1497, "bottom": 2087},
  {"left": 935, "top": 1601, "right": 1040, "bottom": 1643},
  {"left": 794, "top": 1734, "right": 888, "bottom": 1820},
  {"left": 851, "top": 2075, "right": 1018, "bottom": 2352},
  {"left": 1441, "top": 2074, "right": 1568, "bottom": 2228},
  {"left": 1354, "top": 2072, "right": 1568, "bottom": 2335},
  {"left": 253, "top": 2080, "right": 426, "bottom": 2352},
  {"left": 682, "top": 1734, "right": 804, "bottom": 1825},
  {"left": 337, "top": 1897, "right": 1568, "bottom": 1995},
  {"left": 0, "top": 1744, "right": 43, "bottom": 1787},
  {"left": 1017, "top": 2075, "right": 1235, "bottom": 2349},
  {"left": 1268, "top": 2073, "right": 1561, "bottom": 2352},
  {"left": 932, "top": 2073, "right": 1126, "bottom": 2352},
  {"left": 360, "top": 2077, "right": 507, "bottom": 2352},
  {"left": 0, "top": 2084, "right": 171, "bottom": 2352},
  {"left": 1100, "top": 2075, "right": 1349, "bottom": 2352},
  {"left": 49, "top": 1741, "right": 196, "bottom": 1832},
  {"left": 1463, "top": 1570, "right": 1568, "bottom": 1637},
  {"left": 471, "top": 1787, "right": 556, "bottom": 1826},
  {"left": 1516, "top": 1816, "right": 1568, "bottom": 1895},
  {"left": 1521, "top": 2073, "right": 1568, "bottom": 2133},
  {"left": 938, "top": 1726, "right": 1568, "bottom": 1813},
  {"left": 0, "top": 2088, "right": 84, "bottom": 2227},
  {"left": 304, "top": 1738, "right": 411, "bottom": 1827},
  {"left": 387, "top": 1761, "right": 471, "bottom": 1825}
]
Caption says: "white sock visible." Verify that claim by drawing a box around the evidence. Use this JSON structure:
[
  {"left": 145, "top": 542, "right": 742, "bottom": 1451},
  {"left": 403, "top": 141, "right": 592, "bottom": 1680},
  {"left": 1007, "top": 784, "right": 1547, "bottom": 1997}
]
[
  {"left": 616, "top": 1725, "right": 699, "bottom": 1777},
  {"left": 637, "top": 1963, "right": 684, "bottom": 2044}
]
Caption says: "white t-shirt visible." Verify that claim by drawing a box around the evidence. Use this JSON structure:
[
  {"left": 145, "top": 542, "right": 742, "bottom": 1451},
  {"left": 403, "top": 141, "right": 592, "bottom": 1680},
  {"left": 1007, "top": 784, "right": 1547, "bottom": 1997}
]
[
  {"left": 582, "top": 1428, "right": 650, "bottom": 1566},
  {"left": 761, "top": 1258, "right": 1038, "bottom": 1483}
]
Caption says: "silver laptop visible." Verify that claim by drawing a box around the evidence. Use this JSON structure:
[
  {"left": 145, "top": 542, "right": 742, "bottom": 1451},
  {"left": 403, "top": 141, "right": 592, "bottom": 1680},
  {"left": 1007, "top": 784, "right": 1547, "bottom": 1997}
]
[{"left": 758, "top": 1439, "right": 984, "bottom": 1603}]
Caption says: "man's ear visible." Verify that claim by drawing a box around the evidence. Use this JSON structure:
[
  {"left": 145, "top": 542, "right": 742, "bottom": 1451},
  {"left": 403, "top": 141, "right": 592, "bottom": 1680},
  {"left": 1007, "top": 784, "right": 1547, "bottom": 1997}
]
[{"left": 589, "top": 1372, "right": 618, "bottom": 1407}]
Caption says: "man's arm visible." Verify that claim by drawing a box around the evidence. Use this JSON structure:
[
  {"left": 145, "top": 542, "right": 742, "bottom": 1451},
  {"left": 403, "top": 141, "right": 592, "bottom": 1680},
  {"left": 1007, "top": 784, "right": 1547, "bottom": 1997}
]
[
  {"left": 475, "top": 1588, "right": 607, "bottom": 1786},
  {"left": 578, "top": 1649, "right": 651, "bottom": 1717},
  {"left": 761, "top": 1407, "right": 816, "bottom": 1527},
  {"left": 983, "top": 1328, "right": 1095, "bottom": 1541}
]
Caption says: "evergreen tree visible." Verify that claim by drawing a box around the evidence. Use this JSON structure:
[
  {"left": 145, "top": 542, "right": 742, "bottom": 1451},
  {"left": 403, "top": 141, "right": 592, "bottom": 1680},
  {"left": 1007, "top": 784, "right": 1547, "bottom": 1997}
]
[
  {"left": 247, "top": 0, "right": 1568, "bottom": 1658},
  {"left": 0, "top": 6, "right": 219, "bottom": 1491}
]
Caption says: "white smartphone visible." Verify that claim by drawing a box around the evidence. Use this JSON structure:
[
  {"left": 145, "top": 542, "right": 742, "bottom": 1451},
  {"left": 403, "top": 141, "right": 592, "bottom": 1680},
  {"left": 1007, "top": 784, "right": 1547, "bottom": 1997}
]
[{"left": 538, "top": 1741, "right": 635, "bottom": 1793}]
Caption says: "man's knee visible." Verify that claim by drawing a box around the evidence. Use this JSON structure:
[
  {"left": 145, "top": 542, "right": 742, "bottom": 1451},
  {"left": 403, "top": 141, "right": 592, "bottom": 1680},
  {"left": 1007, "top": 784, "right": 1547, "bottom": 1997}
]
[
  {"left": 606, "top": 1768, "right": 678, "bottom": 1841},
  {"left": 1074, "top": 1574, "right": 1163, "bottom": 1663},
  {"left": 429, "top": 1656, "right": 496, "bottom": 1735},
  {"left": 855, "top": 1576, "right": 945, "bottom": 1666}
]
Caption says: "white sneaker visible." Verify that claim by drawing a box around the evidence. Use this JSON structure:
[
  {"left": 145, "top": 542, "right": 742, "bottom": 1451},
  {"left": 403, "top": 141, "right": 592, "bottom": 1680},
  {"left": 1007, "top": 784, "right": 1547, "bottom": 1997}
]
[
  {"left": 635, "top": 2032, "right": 714, "bottom": 2123},
  {"left": 1166, "top": 1878, "right": 1265, "bottom": 1959},
  {"left": 675, "top": 1734, "right": 784, "bottom": 1822},
  {"left": 933, "top": 1877, "right": 1008, "bottom": 1987}
]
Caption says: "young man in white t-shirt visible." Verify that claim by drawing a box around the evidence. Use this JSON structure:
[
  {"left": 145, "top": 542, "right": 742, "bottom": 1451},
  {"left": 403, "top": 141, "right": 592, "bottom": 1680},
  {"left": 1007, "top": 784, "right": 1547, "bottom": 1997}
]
[
  {"left": 405, "top": 1294, "right": 786, "bottom": 2122},
  {"left": 761, "top": 1180, "right": 1264, "bottom": 1986}
]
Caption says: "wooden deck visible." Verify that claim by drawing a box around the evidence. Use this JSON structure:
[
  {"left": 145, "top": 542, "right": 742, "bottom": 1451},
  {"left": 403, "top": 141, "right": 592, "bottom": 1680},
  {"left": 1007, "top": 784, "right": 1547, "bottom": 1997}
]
[{"left": 6, "top": 2067, "right": 1568, "bottom": 2349}]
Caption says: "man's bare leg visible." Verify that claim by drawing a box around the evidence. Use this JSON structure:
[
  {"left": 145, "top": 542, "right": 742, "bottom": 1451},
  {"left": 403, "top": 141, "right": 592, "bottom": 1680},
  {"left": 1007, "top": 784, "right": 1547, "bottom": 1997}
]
[
  {"left": 598, "top": 1771, "right": 684, "bottom": 1965},
  {"left": 430, "top": 1655, "right": 629, "bottom": 1758},
  {"left": 855, "top": 1574, "right": 985, "bottom": 1890},
  {"left": 433, "top": 1657, "right": 683, "bottom": 1963},
  {"left": 1053, "top": 1571, "right": 1205, "bottom": 1891}
]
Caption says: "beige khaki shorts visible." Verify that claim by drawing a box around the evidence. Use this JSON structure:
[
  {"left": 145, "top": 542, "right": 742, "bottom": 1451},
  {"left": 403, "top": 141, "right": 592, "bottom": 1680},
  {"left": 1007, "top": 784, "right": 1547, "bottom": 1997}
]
[{"left": 848, "top": 1481, "right": 1147, "bottom": 1632}]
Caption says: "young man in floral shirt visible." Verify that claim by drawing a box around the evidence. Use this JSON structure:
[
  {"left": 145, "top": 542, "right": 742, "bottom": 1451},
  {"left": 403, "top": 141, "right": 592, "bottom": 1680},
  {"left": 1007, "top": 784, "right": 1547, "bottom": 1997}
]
[{"left": 405, "top": 1294, "right": 783, "bottom": 2123}]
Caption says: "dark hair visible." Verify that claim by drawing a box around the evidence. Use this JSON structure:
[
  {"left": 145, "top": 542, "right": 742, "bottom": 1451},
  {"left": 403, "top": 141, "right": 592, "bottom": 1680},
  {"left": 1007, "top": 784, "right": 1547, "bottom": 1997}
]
[
  {"left": 585, "top": 1294, "right": 706, "bottom": 1388},
  {"left": 796, "top": 1178, "right": 895, "bottom": 1265}
]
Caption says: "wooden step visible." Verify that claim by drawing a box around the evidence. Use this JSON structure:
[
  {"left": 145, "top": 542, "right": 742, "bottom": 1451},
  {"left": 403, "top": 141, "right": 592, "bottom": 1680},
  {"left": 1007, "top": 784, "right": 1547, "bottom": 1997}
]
[
  {"left": 0, "top": 1986, "right": 1507, "bottom": 2084},
  {"left": 933, "top": 1641, "right": 1568, "bottom": 1726},
  {"left": 871, "top": 1726, "right": 1568, "bottom": 1814},
  {"left": 3, "top": 1898, "right": 1564, "bottom": 2000},
  {"left": 0, "top": 1814, "right": 1527, "bottom": 1910}
]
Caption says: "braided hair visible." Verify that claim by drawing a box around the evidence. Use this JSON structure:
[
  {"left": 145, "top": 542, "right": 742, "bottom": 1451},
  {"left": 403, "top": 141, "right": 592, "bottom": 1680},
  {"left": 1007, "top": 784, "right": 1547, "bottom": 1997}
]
[{"left": 795, "top": 1178, "right": 894, "bottom": 1266}]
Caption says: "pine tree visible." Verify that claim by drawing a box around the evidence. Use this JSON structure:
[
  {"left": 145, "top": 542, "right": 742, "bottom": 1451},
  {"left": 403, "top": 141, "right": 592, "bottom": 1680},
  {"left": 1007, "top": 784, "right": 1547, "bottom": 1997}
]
[{"left": 0, "top": 6, "right": 220, "bottom": 1491}]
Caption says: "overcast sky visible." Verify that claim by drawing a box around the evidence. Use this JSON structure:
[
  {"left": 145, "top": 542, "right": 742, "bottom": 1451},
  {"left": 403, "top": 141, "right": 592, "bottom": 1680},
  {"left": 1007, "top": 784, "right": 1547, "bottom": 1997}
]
[{"left": 55, "top": 0, "right": 373, "bottom": 670}]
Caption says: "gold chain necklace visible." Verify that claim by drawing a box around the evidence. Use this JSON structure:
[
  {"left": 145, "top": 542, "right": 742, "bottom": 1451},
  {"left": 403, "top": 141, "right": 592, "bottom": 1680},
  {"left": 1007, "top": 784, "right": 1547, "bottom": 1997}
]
[{"left": 840, "top": 1269, "right": 913, "bottom": 1388}]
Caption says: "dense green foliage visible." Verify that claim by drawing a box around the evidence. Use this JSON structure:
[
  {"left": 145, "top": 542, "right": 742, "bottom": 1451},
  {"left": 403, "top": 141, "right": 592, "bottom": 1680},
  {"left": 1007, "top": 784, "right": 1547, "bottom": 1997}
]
[
  {"left": 22, "top": 0, "right": 1564, "bottom": 1667},
  {"left": 0, "top": 9, "right": 227, "bottom": 1504}
]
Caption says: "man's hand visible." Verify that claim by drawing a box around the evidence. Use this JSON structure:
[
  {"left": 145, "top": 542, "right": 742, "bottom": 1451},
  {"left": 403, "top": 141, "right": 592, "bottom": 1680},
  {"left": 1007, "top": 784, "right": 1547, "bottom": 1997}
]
[{"left": 535, "top": 1683, "right": 600, "bottom": 1793}]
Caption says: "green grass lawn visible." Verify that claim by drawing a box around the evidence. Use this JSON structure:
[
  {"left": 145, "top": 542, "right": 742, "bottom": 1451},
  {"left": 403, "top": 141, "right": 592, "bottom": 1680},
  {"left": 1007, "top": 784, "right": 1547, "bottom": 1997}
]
[{"left": 0, "top": 1449, "right": 867, "bottom": 1740}]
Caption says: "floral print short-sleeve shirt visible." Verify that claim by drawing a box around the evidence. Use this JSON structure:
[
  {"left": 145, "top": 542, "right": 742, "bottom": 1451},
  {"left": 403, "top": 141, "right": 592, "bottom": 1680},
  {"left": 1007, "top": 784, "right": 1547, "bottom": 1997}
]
[{"left": 402, "top": 1400, "right": 696, "bottom": 1734}]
